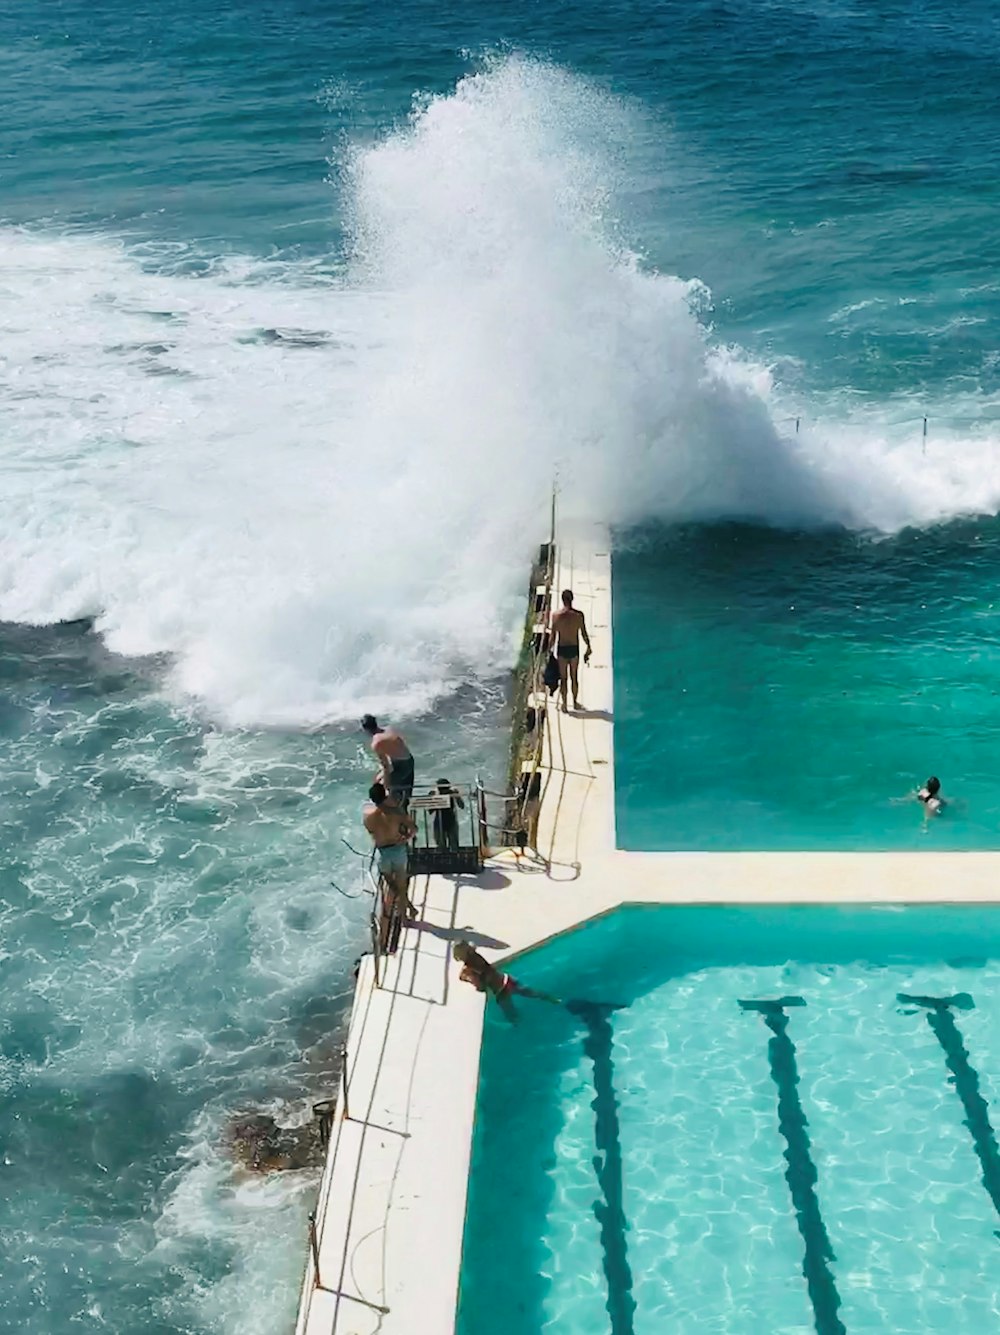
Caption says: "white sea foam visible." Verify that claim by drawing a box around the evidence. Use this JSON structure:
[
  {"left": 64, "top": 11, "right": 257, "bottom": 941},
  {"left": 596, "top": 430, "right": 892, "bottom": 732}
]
[
  {"left": 155, "top": 1118, "right": 315, "bottom": 1335},
  {"left": 4, "top": 55, "right": 1000, "bottom": 725}
]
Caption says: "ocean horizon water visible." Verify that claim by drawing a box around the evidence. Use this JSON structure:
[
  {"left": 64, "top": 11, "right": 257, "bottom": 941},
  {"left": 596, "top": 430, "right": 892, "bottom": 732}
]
[{"left": 4, "top": 0, "right": 1000, "bottom": 1329}]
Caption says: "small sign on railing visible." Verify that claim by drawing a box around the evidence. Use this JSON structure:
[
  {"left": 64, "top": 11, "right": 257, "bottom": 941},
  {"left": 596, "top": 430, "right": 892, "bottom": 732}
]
[{"left": 408, "top": 794, "right": 453, "bottom": 812}]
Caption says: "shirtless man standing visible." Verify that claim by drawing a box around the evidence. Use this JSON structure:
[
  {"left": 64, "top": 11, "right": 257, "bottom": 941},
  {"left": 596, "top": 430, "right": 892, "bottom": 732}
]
[
  {"left": 550, "top": 589, "right": 592, "bottom": 712},
  {"left": 362, "top": 782, "right": 417, "bottom": 918},
  {"left": 361, "top": 714, "right": 415, "bottom": 806}
]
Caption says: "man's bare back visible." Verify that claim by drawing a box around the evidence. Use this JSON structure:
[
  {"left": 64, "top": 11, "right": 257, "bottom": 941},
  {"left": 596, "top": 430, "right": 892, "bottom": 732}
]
[
  {"left": 361, "top": 714, "right": 415, "bottom": 804},
  {"left": 371, "top": 726, "right": 409, "bottom": 764},
  {"left": 550, "top": 589, "right": 592, "bottom": 711},
  {"left": 551, "top": 606, "right": 586, "bottom": 648}
]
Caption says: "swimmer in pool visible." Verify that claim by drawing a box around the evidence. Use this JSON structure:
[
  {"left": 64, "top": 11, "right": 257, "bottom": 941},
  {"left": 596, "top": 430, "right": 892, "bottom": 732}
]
[
  {"left": 917, "top": 776, "right": 945, "bottom": 816},
  {"left": 453, "top": 941, "right": 561, "bottom": 1023}
]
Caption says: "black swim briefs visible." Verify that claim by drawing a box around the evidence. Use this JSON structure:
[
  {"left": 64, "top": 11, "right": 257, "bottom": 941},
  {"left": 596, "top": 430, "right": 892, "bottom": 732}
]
[{"left": 387, "top": 755, "right": 415, "bottom": 804}]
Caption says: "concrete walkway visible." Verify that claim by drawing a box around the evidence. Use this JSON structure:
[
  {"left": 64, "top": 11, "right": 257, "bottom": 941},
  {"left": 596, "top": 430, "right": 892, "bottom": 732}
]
[{"left": 294, "top": 526, "right": 615, "bottom": 1335}]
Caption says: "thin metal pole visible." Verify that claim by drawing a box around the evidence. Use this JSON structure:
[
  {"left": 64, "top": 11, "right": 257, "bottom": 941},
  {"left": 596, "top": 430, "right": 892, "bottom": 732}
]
[
  {"left": 922, "top": 416, "right": 928, "bottom": 455},
  {"left": 477, "top": 780, "right": 488, "bottom": 859},
  {"left": 370, "top": 894, "right": 381, "bottom": 989},
  {"left": 795, "top": 416, "right": 800, "bottom": 434},
  {"left": 341, "top": 1044, "right": 350, "bottom": 1121},
  {"left": 308, "top": 1211, "right": 322, "bottom": 1288}
]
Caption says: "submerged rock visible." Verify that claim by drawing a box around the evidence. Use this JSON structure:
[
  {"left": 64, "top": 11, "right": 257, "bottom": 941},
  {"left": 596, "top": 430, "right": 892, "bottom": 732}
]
[{"left": 225, "top": 1112, "right": 322, "bottom": 1173}]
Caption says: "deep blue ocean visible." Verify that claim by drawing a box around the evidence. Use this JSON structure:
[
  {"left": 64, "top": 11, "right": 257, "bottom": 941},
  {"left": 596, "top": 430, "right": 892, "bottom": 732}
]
[{"left": 3, "top": 1, "right": 1000, "bottom": 1330}]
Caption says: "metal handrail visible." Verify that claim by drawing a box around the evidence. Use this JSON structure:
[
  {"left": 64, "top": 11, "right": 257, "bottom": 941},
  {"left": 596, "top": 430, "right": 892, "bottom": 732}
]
[
  {"left": 778, "top": 411, "right": 1000, "bottom": 428},
  {"left": 300, "top": 910, "right": 395, "bottom": 1315},
  {"left": 507, "top": 486, "right": 558, "bottom": 848},
  {"left": 368, "top": 865, "right": 385, "bottom": 988},
  {"left": 301, "top": 929, "right": 397, "bottom": 1323},
  {"left": 777, "top": 411, "right": 1000, "bottom": 456},
  {"left": 308, "top": 1212, "right": 321, "bottom": 1288}
]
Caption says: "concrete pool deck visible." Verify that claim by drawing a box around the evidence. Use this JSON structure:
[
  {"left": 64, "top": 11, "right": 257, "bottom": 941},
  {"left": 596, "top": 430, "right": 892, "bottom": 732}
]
[{"left": 295, "top": 521, "right": 1000, "bottom": 1335}]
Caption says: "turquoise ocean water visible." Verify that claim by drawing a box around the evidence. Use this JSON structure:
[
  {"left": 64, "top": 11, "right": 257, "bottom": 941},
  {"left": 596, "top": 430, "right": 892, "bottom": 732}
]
[
  {"left": 5, "top": 0, "right": 1000, "bottom": 1329},
  {"left": 460, "top": 906, "right": 1000, "bottom": 1334}
]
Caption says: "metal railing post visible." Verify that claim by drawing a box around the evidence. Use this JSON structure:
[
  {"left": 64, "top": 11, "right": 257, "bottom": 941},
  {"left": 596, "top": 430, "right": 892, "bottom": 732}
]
[
  {"left": 340, "top": 1043, "right": 350, "bottom": 1121},
  {"left": 308, "top": 1211, "right": 322, "bottom": 1288},
  {"left": 470, "top": 776, "right": 481, "bottom": 849},
  {"left": 370, "top": 886, "right": 382, "bottom": 989},
  {"left": 477, "top": 780, "right": 489, "bottom": 858}
]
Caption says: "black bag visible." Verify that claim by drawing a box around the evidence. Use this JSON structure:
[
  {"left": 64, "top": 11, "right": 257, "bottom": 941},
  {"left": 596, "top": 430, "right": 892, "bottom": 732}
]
[{"left": 542, "top": 653, "right": 560, "bottom": 694}]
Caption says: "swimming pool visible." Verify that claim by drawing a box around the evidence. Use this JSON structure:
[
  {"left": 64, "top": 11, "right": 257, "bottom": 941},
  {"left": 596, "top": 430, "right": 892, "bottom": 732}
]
[
  {"left": 457, "top": 905, "right": 1000, "bottom": 1334},
  {"left": 613, "top": 521, "right": 1000, "bottom": 851}
]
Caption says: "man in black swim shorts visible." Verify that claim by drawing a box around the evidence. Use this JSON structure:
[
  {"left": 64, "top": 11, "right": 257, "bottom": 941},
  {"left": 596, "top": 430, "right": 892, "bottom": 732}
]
[
  {"left": 361, "top": 714, "right": 415, "bottom": 807},
  {"left": 550, "top": 589, "right": 592, "bottom": 712}
]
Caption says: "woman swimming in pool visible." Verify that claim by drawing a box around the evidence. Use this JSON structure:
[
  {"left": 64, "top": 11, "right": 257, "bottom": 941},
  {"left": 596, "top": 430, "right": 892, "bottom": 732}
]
[
  {"left": 452, "top": 941, "right": 560, "bottom": 1023},
  {"left": 917, "top": 776, "right": 945, "bottom": 816}
]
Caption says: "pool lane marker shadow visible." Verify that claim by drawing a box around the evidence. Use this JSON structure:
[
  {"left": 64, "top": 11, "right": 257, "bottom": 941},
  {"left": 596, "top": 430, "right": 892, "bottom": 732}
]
[
  {"left": 898, "top": 992, "right": 1000, "bottom": 1234},
  {"left": 568, "top": 1001, "right": 636, "bottom": 1335},
  {"left": 740, "top": 997, "right": 847, "bottom": 1335}
]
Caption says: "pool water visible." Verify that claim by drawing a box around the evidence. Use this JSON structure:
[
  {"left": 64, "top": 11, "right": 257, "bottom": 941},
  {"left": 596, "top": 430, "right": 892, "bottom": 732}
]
[
  {"left": 614, "top": 520, "right": 1000, "bottom": 851},
  {"left": 458, "top": 906, "right": 1000, "bottom": 1335}
]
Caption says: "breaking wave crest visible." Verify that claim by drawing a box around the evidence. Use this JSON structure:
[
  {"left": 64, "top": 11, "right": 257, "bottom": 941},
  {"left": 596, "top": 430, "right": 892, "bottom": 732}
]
[{"left": 4, "top": 56, "right": 1000, "bottom": 724}]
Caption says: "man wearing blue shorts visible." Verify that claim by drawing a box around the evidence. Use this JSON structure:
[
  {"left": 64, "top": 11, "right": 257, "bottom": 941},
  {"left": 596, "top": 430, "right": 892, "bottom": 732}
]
[{"left": 363, "top": 782, "right": 417, "bottom": 918}]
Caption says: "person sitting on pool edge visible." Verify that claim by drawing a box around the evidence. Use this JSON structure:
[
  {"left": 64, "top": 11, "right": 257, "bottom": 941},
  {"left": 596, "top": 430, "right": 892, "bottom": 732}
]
[
  {"left": 452, "top": 941, "right": 560, "bottom": 1023},
  {"left": 917, "top": 775, "right": 945, "bottom": 816}
]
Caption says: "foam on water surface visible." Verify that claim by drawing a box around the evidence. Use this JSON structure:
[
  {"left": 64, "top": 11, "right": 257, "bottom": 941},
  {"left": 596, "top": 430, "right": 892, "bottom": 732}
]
[
  {"left": 4, "top": 6, "right": 1000, "bottom": 1329},
  {"left": 0, "top": 616, "right": 507, "bottom": 1332},
  {"left": 7, "top": 58, "right": 1000, "bottom": 728}
]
